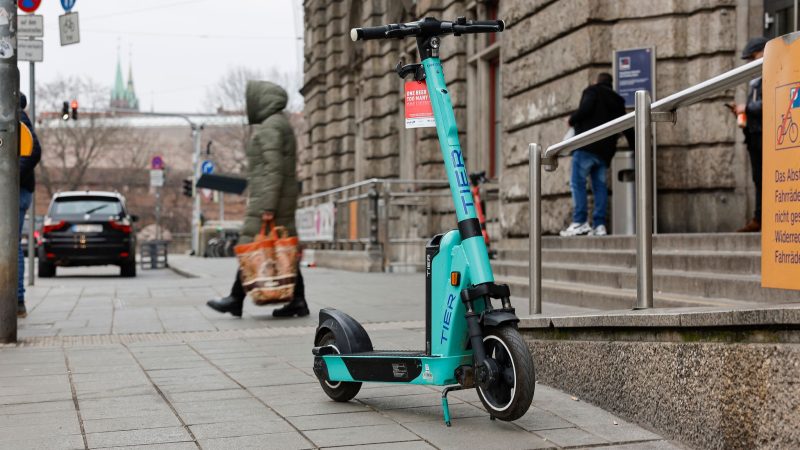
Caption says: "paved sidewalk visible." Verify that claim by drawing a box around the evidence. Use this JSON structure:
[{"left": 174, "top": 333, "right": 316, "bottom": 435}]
[{"left": 1, "top": 257, "right": 679, "bottom": 449}]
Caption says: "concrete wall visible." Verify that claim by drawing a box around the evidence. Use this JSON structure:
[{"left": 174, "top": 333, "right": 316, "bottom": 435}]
[
  {"left": 521, "top": 309, "right": 800, "bottom": 449},
  {"left": 302, "top": 0, "right": 763, "bottom": 239}
]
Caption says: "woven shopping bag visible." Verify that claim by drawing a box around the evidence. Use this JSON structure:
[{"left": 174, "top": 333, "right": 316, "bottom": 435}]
[{"left": 234, "top": 220, "right": 299, "bottom": 305}]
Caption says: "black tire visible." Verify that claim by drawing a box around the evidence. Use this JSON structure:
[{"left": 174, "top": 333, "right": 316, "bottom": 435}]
[
  {"left": 121, "top": 262, "right": 136, "bottom": 278},
  {"left": 38, "top": 261, "right": 55, "bottom": 278},
  {"left": 316, "top": 332, "right": 362, "bottom": 402},
  {"left": 476, "top": 325, "right": 535, "bottom": 421}
]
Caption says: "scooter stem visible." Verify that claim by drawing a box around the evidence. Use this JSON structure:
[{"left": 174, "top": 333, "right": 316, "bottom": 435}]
[{"left": 422, "top": 56, "right": 495, "bottom": 286}]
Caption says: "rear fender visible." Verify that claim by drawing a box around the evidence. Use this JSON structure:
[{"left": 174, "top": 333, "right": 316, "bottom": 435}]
[{"left": 314, "top": 308, "right": 373, "bottom": 354}]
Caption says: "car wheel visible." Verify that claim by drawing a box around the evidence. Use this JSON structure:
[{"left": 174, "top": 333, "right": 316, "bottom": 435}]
[
  {"left": 121, "top": 262, "right": 137, "bottom": 278},
  {"left": 38, "top": 261, "right": 55, "bottom": 278}
]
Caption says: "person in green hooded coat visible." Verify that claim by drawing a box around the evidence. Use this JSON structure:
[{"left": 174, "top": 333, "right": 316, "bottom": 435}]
[{"left": 207, "top": 81, "right": 308, "bottom": 318}]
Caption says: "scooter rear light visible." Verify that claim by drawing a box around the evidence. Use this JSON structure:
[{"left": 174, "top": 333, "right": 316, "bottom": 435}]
[
  {"left": 120, "top": 252, "right": 130, "bottom": 258},
  {"left": 109, "top": 220, "right": 132, "bottom": 234},
  {"left": 46, "top": 252, "right": 56, "bottom": 259},
  {"left": 42, "top": 219, "right": 67, "bottom": 233}
]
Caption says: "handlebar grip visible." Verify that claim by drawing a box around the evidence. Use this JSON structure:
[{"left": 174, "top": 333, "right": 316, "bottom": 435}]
[
  {"left": 453, "top": 19, "right": 505, "bottom": 35},
  {"left": 350, "top": 25, "right": 390, "bottom": 41}
]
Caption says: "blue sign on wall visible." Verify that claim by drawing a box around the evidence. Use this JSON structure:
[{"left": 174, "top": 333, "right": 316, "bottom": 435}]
[
  {"left": 614, "top": 47, "right": 655, "bottom": 108},
  {"left": 201, "top": 160, "right": 215, "bottom": 175},
  {"left": 60, "top": 0, "right": 76, "bottom": 12}
]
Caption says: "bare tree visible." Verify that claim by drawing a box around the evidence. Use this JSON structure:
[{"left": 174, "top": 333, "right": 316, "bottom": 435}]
[
  {"left": 36, "top": 75, "right": 160, "bottom": 195},
  {"left": 204, "top": 66, "right": 304, "bottom": 114},
  {"left": 202, "top": 66, "right": 304, "bottom": 175}
]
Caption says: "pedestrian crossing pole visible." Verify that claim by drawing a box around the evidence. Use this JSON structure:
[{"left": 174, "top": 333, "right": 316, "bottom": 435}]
[{"left": 0, "top": 0, "right": 20, "bottom": 343}]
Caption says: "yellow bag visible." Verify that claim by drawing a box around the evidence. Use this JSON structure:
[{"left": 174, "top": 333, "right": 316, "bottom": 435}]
[{"left": 234, "top": 220, "right": 299, "bottom": 305}]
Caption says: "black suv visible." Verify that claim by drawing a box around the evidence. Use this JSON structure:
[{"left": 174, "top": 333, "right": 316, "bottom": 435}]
[{"left": 39, "top": 191, "right": 138, "bottom": 277}]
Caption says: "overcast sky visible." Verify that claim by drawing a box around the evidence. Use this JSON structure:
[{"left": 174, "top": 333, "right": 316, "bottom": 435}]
[{"left": 18, "top": 0, "right": 303, "bottom": 113}]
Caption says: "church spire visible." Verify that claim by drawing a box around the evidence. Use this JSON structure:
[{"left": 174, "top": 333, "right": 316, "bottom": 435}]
[
  {"left": 110, "top": 42, "right": 139, "bottom": 112},
  {"left": 111, "top": 46, "right": 125, "bottom": 103}
]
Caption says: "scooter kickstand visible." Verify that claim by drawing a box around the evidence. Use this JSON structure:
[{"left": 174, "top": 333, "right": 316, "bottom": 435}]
[{"left": 441, "top": 385, "right": 463, "bottom": 427}]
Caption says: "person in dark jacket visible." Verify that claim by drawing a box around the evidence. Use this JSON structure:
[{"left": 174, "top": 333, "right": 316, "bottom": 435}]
[
  {"left": 18, "top": 93, "right": 41, "bottom": 318},
  {"left": 561, "top": 73, "right": 630, "bottom": 237},
  {"left": 735, "top": 37, "right": 767, "bottom": 232},
  {"left": 207, "top": 81, "right": 308, "bottom": 318}
]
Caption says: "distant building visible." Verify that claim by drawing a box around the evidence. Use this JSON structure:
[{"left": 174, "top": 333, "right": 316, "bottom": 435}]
[{"left": 110, "top": 52, "right": 139, "bottom": 112}]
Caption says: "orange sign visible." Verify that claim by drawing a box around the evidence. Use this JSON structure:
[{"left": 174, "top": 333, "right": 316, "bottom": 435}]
[
  {"left": 19, "top": 122, "right": 33, "bottom": 157},
  {"left": 404, "top": 80, "right": 435, "bottom": 129},
  {"left": 762, "top": 32, "right": 800, "bottom": 290}
]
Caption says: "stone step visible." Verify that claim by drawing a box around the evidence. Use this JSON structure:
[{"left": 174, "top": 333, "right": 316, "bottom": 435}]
[
  {"left": 542, "top": 249, "right": 761, "bottom": 275},
  {"left": 492, "top": 249, "right": 761, "bottom": 278},
  {"left": 495, "top": 233, "right": 762, "bottom": 253},
  {"left": 539, "top": 263, "right": 796, "bottom": 303},
  {"left": 498, "top": 276, "right": 777, "bottom": 310}
]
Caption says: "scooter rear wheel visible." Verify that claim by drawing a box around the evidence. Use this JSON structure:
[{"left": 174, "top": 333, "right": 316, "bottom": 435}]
[
  {"left": 476, "top": 325, "right": 535, "bottom": 421},
  {"left": 317, "top": 332, "right": 362, "bottom": 402}
]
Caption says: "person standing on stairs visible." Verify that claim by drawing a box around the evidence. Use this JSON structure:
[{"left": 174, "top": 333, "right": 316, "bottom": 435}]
[
  {"left": 735, "top": 37, "right": 767, "bottom": 233},
  {"left": 561, "top": 73, "right": 633, "bottom": 237}
]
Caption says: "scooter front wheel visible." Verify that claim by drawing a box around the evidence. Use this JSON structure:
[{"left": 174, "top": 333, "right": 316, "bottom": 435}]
[
  {"left": 316, "top": 332, "right": 362, "bottom": 402},
  {"left": 476, "top": 325, "right": 535, "bottom": 421}
]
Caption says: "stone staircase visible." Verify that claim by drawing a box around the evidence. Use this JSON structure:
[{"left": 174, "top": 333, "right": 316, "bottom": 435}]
[{"left": 493, "top": 233, "right": 799, "bottom": 310}]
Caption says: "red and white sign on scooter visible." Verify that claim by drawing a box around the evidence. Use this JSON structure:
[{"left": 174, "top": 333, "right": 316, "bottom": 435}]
[{"left": 404, "top": 80, "right": 435, "bottom": 128}]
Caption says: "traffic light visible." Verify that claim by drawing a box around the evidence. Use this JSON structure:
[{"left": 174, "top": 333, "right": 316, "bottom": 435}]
[
  {"left": 61, "top": 101, "right": 69, "bottom": 121},
  {"left": 182, "top": 178, "right": 193, "bottom": 197},
  {"left": 70, "top": 100, "right": 78, "bottom": 120}
]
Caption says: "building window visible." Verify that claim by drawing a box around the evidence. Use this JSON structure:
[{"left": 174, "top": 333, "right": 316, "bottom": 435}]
[{"left": 466, "top": 0, "right": 503, "bottom": 179}]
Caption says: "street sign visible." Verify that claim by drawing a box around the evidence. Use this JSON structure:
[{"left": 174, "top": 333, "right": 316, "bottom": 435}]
[
  {"left": 59, "top": 12, "right": 80, "bottom": 46},
  {"left": 151, "top": 155, "right": 164, "bottom": 170},
  {"left": 17, "top": 39, "right": 42, "bottom": 62},
  {"left": 60, "top": 0, "right": 76, "bottom": 12},
  {"left": 17, "top": 14, "right": 43, "bottom": 37},
  {"left": 149, "top": 169, "right": 164, "bottom": 188},
  {"left": 761, "top": 33, "right": 800, "bottom": 291},
  {"left": 201, "top": 160, "right": 215, "bottom": 175},
  {"left": 19, "top": 0, "right": 42, "bottom": 13},
  {"left": 613, "top": 47, "right": 656, "bottom": 108}
]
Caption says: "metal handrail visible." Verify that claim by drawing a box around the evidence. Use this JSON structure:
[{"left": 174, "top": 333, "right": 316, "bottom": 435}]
[
  {"left": 541, "top": 58, "right": 763, "bottom": 169},
  {"left": 299, "top": 178, "right": 450, "bottom": 204},
  {"left": 529, "top": 58, "right": 764, "bottom": 314}
]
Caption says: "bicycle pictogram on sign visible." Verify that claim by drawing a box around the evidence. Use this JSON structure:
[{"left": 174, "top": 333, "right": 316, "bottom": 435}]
[{"left": 775, "top": 83, "right": 800, "bottom": 149}]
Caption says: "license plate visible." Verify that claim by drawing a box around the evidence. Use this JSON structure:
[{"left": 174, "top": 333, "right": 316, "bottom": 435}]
[{"left": 72, "top": 224, "right": 102, "bottom": 233}]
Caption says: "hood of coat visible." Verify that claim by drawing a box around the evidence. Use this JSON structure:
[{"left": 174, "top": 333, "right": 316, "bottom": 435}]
[{"left": 246, "top": 81, "right": 288, "bottom": 125}]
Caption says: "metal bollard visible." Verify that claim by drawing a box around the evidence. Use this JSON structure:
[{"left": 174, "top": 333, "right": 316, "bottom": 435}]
[
  {"left": 634, "top": 90, "right": 654, "bottom": 309},
  {"left": 529, "top": 144, "right": 542, "bottom": 315}
]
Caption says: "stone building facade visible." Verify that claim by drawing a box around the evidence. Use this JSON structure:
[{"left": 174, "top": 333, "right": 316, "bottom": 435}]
[{"left": 301, "top": 0, "right": 771, "bottom": 239}]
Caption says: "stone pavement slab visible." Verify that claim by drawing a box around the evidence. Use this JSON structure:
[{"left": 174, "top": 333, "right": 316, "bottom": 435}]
[{"left": 1, "top": 257, "right": 679, "bottom": 449}]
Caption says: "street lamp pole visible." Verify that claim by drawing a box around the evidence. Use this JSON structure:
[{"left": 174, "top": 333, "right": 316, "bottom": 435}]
[
  {"left": 112, "top": 110, "right": 206, "bottom": 255},
  {"left": 191, "top": 124, "right": 204, "bottom": 255},
  {"left": 0, "top": 0, "right": 20, "bottom": 343},
  {"left": 27, "top": 62, "right": 36, "bottom": 287}
]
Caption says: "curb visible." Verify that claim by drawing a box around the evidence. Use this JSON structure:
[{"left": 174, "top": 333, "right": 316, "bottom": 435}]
[{"left": 169, "top": 264, "right": 204, "bottom": 279}]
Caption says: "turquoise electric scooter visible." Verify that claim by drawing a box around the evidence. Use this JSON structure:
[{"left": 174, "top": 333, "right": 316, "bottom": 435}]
[{"left": 312, "top": 17, "right": 535, "bottom": 426}]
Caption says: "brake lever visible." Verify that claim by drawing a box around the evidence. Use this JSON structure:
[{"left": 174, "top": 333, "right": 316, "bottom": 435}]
[{"left": 395, "top": 59, "right": 426, "bottom": 81}]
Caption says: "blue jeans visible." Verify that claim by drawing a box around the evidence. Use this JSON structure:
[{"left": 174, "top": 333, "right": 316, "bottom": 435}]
[
  {"left": 18, "top": 189, "right": 33, "bottom": 305},
  {"left": 570, "top": 150, "right": 608, "bottom": 227}
]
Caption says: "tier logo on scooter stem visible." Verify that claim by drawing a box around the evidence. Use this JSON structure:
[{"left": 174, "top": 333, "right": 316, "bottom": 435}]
[{"left": 451, "top": 148, "right": 475, "bottom": 215}]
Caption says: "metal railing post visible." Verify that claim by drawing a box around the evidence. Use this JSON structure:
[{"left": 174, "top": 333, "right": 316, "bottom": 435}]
[
  {"left": 634, "top": 90, "right": 654, "bottom": 309},
  {"left": 529, "top": 144, "right": 542, "bottom": 314},
  {"left": 368, "top": 182, "right": 379, "bottom": 248}
]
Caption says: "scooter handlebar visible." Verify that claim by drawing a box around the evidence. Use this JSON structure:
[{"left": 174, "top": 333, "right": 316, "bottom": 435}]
[{"left": 350, "top": 18, "right": 504, "bottom": 42}]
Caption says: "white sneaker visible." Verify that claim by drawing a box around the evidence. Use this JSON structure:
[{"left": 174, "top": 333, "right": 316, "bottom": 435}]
[
  {"left": 591, "top": 225, "right": 607, "bottom": 236},
  {"left": 560, "top": 222, "right": 592, "bottom": 236}
]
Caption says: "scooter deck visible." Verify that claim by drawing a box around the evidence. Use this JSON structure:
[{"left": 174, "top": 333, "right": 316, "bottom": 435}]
[{"left": 347, "top": 350, "right": 427, "bottom": 357}]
